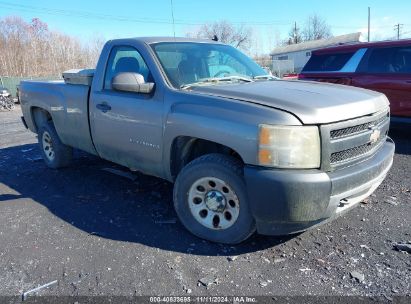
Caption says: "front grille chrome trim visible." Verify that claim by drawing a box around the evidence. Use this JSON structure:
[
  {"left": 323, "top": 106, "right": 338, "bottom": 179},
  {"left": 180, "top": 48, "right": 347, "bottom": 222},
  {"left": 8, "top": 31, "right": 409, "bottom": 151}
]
[
  {"left": 330, "top": 137, "right": 385, "bottom": 164},
  {"left": 330, "top": 114, "right": 388, "bottom": 140},
  {"left": 320, "top": 109, "right": 390, "bottom": 171}
]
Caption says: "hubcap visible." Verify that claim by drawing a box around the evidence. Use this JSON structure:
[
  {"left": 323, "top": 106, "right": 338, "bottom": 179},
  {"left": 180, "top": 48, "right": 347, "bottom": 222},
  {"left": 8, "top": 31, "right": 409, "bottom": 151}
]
[
  {"left": 205, "top": 191, "right": 226, "bottom": 212},
  {"left": 42, "top": 131, "right": 55, "bottom": 161},
  {"left": 188, "top": 177, "right": 240, "bottom": 230}
]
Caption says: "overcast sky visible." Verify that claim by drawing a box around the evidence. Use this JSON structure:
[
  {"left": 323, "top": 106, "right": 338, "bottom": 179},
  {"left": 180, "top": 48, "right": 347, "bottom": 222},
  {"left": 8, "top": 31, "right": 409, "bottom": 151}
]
[{"left": 1, "top": 0, "right": 410, "bottom": 54}]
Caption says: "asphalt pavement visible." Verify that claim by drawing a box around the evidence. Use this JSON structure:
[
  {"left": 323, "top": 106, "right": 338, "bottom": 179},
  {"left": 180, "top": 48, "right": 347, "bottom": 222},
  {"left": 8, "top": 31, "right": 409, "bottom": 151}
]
[{"left": 0, "top": 106, "right": 410, "bottom": 300}]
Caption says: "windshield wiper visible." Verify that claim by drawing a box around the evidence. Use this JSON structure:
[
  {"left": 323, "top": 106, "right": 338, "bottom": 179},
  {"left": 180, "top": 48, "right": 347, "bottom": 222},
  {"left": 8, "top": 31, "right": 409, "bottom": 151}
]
[
  {"left": 181, "top": 76, "right": 253, "bottom": 90},
  {"left": 253, "top": 74, "right": 278, "bottom": 80}
]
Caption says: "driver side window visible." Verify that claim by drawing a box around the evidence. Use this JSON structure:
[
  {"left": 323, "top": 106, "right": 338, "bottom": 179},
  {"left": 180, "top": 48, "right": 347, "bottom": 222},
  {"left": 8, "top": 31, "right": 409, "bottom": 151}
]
[
  {"left": 206, "top": 51, "right": 247, "bottom": 77},
  {"left": 104, "top": 46, "right": 151, "bottom": 90}
]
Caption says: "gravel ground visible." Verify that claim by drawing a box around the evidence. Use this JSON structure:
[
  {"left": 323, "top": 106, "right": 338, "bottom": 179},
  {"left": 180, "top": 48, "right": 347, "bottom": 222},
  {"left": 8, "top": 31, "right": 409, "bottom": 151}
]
[{"left": 0, "top": 106, "right": 410, "bottom": 299}]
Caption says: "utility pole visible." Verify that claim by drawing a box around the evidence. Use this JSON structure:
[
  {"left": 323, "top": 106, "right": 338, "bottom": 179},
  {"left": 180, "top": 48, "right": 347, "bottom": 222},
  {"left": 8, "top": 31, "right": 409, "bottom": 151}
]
[
  {"left": 368, "top": 7, "right": 371, "bottom": 42},
  {"left": 394, "top": 24, "right": 403, "bottom": 40}
]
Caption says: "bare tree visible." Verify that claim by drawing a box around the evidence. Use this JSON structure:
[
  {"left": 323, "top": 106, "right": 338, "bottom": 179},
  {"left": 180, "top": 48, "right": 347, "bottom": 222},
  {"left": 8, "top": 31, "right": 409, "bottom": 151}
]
[
  {"left": 285, "top": 22, "right": 303, "bottom": 45},
  {"left": 0, "top": 16, "right": 103, "bottom": 77},
  {"left": 186, "top": 20, "right": 252, "bottom": 50},
  {"left": 302, "top": 14, "right": 332, "bottom": 41}
]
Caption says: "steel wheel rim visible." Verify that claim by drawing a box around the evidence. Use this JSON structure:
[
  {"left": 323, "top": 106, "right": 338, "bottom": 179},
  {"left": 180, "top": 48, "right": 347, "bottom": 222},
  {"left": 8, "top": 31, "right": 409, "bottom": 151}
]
[
  {"left": 42, "top": 131, "right": 55, "bottom": 161},
  {"left": 188, "top": 177, "right": 240, "bottom": 230}
]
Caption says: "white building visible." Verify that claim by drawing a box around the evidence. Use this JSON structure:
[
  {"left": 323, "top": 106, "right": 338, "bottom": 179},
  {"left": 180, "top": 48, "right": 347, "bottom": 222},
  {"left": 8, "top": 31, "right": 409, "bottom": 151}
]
[{"left": 270, "top": 32, "right": 362, "bottom": 76}]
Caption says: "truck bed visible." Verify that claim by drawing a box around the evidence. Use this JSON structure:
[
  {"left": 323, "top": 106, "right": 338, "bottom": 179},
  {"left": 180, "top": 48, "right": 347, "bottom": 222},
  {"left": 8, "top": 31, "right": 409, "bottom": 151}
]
[{"left": 20, "top": 80, "right": 97, "bottom": 155}]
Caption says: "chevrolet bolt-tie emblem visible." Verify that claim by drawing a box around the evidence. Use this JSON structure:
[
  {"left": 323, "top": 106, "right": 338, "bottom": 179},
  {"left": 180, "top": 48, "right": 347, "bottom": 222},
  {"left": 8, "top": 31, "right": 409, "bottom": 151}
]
[{"left": 369, "top": 129, "right": 381, "bottom": 144}]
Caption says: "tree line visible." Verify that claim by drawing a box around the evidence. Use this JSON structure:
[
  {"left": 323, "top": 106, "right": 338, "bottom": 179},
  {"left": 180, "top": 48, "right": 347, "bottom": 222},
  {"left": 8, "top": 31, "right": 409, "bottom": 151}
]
[
  {"left": 186, "top": 14, "right": 332, "bottom": 50},
  {"left": 286, "top": 14, "right": 332, "bottom": 45},
  {"left": 0, "top": 16, "right": 103, "bottom": 77},
  {"left": 0, "top": 14, "right": 332, "bottom": 78}
]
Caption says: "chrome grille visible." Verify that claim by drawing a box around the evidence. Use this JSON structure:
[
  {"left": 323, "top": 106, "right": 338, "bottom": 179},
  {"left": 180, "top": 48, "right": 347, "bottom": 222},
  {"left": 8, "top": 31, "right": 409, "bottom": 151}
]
[
  {"left": 330, "top": 137, "right": 385, "bottom": 164},
  {"left": 321, "top": 110, "right": 390, "bottom": 171},
  {"left": 330, "top": 114, "right": 387, "bottom": 139}
]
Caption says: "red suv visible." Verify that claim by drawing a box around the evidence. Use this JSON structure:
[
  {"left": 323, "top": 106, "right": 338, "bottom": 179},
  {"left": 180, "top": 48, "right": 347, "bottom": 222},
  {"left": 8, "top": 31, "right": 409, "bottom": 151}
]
[{"left": 299, "top": 39, "right": 411, "bottom": 122}]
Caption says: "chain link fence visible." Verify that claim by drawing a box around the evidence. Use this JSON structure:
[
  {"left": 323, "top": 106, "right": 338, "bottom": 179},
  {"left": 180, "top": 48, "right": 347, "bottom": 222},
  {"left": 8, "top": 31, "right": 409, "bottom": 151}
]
[
  {"left": 0, "top": 76, "right": 60, "bottom": 97},
  {"left": 253, "top": 58, "right": 296, "bottom": 78}
]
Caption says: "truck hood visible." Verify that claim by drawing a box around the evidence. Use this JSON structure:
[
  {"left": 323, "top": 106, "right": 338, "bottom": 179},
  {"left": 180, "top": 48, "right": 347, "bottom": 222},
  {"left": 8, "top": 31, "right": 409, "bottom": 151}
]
[{"left": 191, "top": 80, "right": 389, "bottom": 124}]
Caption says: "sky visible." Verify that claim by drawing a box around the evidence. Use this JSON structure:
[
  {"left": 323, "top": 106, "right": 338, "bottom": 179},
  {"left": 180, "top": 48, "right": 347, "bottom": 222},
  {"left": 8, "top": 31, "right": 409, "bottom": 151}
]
[{"left": 1, "top": 0, "right": 410, "bottom": 54}]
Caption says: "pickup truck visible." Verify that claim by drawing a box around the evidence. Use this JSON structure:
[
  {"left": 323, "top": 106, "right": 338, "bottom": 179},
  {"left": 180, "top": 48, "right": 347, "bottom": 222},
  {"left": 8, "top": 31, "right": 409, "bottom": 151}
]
[{"left": 20, "top": 37, "right": 395, "bottom": 244}]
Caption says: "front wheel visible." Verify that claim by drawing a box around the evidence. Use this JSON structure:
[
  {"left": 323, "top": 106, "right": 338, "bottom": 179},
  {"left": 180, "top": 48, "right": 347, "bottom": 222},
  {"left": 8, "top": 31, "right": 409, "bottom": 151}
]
[{"left": 173, "top": 154, "right": 255, "bottom": 244}]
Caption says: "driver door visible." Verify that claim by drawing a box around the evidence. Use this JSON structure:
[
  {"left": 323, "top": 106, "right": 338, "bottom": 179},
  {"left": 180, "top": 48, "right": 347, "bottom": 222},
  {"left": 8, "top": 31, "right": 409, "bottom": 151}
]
[{"left": 89, "top": 45, "right": 164, "bottom": 176}]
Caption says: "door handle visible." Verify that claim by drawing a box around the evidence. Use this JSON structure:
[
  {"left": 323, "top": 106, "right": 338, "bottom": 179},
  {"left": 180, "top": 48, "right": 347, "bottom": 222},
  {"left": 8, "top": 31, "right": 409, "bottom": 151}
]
[{"left": 96, "top": 103, "right": 112, "bottom": 113}]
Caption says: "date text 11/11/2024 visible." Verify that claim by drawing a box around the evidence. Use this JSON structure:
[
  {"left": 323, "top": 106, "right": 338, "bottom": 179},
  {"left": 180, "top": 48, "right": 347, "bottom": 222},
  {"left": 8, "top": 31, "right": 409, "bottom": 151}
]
[{"left": 149, "top": 296, "right": 257, "bottom": 303}]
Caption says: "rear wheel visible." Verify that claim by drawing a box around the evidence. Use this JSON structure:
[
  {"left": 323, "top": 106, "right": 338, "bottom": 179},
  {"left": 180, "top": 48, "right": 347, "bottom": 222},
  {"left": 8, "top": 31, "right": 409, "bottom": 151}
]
[
  {"left": 38, "top": 121, "right": 73, "bottom": 168},
  {"left": 173, "top": 153, "right": 255, "bottom": 244}
]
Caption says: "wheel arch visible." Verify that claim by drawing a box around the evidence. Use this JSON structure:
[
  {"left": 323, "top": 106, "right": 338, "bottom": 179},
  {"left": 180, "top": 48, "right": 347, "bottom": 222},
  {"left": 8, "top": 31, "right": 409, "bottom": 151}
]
[
  {"left": 30, "top": 106, "right": 52, "bottom": 133},
  {"left": 169, "top": 136, "right": 245, "bottom": 180}
]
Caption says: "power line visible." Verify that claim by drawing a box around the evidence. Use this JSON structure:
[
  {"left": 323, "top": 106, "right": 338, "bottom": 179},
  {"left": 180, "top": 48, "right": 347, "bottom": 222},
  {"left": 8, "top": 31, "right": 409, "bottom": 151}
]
[
  {"left": 0, "top": 1, "right": 289, "bottom": 26},
  {"left": 0, "top": 1, "right": 187, "bottom": 24},
  {"left": 0, "top": 1, "right": 403, "bottom": 31}
]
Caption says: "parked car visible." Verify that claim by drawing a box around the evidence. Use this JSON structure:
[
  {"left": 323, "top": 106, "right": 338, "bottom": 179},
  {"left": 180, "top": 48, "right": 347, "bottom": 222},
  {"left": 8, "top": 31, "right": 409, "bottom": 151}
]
[
  {"left": 20, "top": 37, "right": 394, "bottom": 244},
  {"left": 282, "top": 73, "right": 298, "bottom": 80},
  {"left": 298, "top": 39, "right": 411, "bottom": 123},
  {"left": 0, "top": 85, "right": 11, "bottom": 97}
]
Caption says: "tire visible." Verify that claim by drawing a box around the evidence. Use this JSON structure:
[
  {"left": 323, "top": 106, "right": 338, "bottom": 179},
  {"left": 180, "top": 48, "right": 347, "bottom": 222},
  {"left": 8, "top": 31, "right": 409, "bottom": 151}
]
[
  {"left": 173, "top": 153, "right": 256, "bottom": 244},
  {"left": 6, "top": 101, "right": 15, "bottom": 111},
  {"left": 38, "top": 121, "right": 73, "bottom": 169},
  {"left": 5, "top": 97, "right": 15, "bottom": 110}
]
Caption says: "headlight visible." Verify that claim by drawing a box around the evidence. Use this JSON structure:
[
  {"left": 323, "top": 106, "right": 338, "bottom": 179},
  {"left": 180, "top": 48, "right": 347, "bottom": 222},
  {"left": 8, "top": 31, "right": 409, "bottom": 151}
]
[{"left": 258, "top": 125, "right": 321, "bottom": 168}]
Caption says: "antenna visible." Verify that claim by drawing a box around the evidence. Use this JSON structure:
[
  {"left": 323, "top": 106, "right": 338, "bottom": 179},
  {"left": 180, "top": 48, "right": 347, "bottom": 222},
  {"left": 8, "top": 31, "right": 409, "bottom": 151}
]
[
  {"left": 170, "top": 0, "right": 176, "bottom": 38},
  {"left": 368, "top": 7, "right": 370, "bottom": 42},
  {"left": 170, "top": 0, "right": 182, "bottom": 88}
]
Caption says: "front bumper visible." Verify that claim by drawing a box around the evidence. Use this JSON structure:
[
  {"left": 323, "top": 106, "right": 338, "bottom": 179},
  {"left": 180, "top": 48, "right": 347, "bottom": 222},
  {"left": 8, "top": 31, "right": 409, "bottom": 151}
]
[{"left": 244, "top": 139, "right": 395, "bottom": 235}]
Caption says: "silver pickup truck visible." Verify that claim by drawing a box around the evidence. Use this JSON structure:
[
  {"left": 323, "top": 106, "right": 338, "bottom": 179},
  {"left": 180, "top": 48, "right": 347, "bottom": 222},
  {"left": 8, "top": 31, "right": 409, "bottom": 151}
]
[{"left": 20, "top": 37, "right": 395, "bottom": 244}]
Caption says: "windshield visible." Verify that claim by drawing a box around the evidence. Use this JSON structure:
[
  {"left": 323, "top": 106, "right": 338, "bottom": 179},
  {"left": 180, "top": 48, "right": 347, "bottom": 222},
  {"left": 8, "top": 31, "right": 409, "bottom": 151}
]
[{"left": 151, "top": 42, "right": 268, "bottom": 89}]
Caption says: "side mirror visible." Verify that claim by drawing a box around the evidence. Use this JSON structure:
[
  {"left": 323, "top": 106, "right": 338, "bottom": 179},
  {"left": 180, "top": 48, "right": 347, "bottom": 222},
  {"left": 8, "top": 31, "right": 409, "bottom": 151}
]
[{"left": 112, "top": 72, "right": 155, "bottom": 94}]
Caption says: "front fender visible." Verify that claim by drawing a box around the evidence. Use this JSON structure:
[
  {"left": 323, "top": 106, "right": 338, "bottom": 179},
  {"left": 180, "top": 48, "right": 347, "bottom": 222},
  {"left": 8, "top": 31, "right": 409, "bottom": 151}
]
[{"left": 162, "top": 93, "right": 301, "bottom": 180}]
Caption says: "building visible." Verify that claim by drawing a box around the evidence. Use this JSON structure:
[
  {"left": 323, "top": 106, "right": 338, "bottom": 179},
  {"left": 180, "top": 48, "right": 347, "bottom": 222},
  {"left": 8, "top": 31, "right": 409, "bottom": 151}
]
[{"left": 270, "top": 32, "right": 363, "bottom": 76}]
